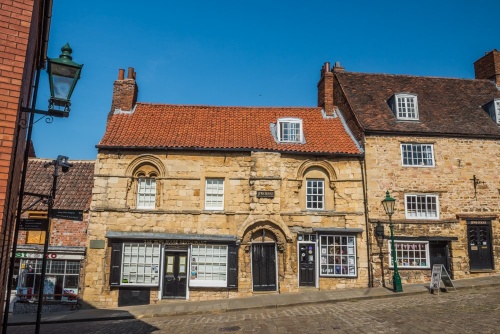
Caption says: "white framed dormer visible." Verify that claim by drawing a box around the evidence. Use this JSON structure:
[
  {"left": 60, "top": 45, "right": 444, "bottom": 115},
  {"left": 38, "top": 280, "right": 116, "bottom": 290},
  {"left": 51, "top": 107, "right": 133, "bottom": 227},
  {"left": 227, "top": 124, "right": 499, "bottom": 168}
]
[
  {"left": 277, "top": 118, "right": 303, "bottom": 143},
  {"left": 496, "top": 99, "right": 500, "bottom": 124},
  {"left": 390, "top": 93, "right": 419, "bottom": 120},
  {"left": 482, "top": 98, "right": 500, "bottom": 125}
]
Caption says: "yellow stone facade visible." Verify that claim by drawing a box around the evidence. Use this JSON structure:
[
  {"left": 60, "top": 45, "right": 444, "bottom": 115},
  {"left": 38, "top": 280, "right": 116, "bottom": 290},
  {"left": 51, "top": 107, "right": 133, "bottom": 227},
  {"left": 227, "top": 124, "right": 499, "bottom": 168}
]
[
  {"left": 83, "top": 150, "right": 367, "bottom": 308},
  {"left": 364, "top": 135, "right": 500, "bottom": 287}
]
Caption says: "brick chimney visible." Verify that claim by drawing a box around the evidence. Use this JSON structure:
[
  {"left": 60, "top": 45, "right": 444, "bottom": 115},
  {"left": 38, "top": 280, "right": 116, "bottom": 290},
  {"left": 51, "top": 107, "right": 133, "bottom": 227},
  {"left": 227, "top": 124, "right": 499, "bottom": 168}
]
[
  {"left": 474, "top": 49, "right": 500, "bottom": 86},
  {"left": 108, "top": 67, "right": 138, "bottom": 121},
  {"left": 317, "top": 61, "right": 344, "bottom": 116}
]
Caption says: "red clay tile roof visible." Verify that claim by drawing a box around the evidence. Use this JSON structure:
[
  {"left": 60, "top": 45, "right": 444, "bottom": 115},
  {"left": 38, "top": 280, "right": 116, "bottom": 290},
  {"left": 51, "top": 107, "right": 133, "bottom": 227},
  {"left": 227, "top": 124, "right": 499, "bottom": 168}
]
[
  {"left": 98, "top": 104, "right": 362, "bottom": 155},
  {"left": 335, "top": 72, "right": 500, "bottom": 138},
  {"left": 23, "top": 159, "right": 94, "bottom": 211}
]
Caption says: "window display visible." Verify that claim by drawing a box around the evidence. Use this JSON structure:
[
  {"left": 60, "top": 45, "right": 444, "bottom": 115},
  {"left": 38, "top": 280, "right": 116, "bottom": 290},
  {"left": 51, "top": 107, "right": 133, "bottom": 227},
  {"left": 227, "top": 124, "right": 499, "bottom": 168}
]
[
  {"left": 190, "top": 245, "right": 228, "bottom": 287},
  {"left": 319, "top": 235, "right": 356, "bottom": 277}
]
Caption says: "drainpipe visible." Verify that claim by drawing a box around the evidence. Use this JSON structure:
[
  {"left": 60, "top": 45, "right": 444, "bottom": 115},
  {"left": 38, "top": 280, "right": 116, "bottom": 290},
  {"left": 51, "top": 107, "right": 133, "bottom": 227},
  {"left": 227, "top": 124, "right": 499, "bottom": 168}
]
[{"left": 359, "top": 156, "right": 373, "bottom": 287}]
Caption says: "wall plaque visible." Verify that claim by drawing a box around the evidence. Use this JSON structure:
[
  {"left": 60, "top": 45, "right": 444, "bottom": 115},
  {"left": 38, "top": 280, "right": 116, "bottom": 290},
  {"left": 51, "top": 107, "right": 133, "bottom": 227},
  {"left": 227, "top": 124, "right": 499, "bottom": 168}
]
[{"left": 256, "top": 191, "right": 274, "bottom": 198}]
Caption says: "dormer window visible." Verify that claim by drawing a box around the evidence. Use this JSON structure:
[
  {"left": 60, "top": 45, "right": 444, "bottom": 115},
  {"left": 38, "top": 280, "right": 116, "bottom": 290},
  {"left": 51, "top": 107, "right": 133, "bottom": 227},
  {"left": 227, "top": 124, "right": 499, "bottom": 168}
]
[
  {"left": 391, "top": 94, "right": 419, "bottom": 120},
  {"left": 277, "top": 118, "right": 303, "bottom": 143},
  {"left": 482, "top": 98, "right": 500, "bottom": 124}
]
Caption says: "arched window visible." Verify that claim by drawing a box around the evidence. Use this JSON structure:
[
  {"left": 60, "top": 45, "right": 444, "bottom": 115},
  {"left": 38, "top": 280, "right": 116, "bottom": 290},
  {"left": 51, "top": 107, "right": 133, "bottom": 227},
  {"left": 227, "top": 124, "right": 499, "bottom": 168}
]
[{"left": 126, "top": 155, "right": 165, "bottom": 210}]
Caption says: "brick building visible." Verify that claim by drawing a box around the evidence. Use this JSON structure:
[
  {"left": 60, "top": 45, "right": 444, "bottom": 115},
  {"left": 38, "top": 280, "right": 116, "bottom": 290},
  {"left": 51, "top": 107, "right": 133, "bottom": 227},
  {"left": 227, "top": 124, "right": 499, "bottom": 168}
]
[
  {"left": 83, "top": 68, "right": 367, "bottom": 308},
  {"left": 0, "top": 0, "right": 52, "bottom": 324},
  {"left": 12, "top": 158, "right": 93, "bottom": 308},
  {"left": 321, "top": 50, "right": 500, "bottom": 288}
]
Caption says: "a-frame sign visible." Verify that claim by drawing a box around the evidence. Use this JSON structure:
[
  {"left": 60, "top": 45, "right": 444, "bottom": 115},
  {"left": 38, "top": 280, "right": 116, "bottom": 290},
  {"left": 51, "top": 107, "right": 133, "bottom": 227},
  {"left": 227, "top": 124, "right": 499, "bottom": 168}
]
[{"left": 429, "top": 264, "right": 456, "bottom": 294}]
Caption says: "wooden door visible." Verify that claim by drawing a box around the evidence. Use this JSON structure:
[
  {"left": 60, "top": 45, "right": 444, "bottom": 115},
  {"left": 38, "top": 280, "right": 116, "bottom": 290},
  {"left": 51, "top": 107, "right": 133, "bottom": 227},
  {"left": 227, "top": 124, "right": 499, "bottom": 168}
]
[{"left": 252, "top": 243, "right": 276, "bottom": 291}]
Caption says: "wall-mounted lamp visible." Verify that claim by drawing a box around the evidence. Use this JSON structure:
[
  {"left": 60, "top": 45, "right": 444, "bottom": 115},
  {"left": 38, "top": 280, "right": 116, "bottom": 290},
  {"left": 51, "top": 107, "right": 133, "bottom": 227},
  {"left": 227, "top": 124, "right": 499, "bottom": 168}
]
[
  {"left": 375, "top": 223, "right": 385, "bottom": 239},
  {"left": 22, "top": 43, "right": 83, "bottom": 118}
]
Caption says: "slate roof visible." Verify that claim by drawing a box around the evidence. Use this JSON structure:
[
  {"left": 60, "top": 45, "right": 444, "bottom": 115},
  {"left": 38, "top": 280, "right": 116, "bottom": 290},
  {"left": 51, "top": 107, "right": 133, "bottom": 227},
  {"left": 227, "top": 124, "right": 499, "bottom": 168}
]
[
  {"left": 335, "top": 72, "right": 500, "bottom": 138},
  {"left": 98, "top": 104, "right": 362, "bottom": 155},
  {"left": 23, "top": 159, "right": 95, "bottom": 211}
]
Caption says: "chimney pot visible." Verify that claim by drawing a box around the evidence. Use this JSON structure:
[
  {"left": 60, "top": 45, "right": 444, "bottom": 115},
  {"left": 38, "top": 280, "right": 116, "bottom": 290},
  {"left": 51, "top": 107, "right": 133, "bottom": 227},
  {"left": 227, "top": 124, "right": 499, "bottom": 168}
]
[
  {"left": 127, "top": 67, "right": 135, "bottom": 79},
  {"left": 118, "top": 69, "right": 124, "bottom": 80}
]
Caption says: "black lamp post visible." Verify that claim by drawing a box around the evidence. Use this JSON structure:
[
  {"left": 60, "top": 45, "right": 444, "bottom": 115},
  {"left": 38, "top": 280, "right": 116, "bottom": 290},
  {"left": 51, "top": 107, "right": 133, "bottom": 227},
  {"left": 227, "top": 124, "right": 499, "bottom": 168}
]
[
  {"left": 381, "top": 191, "right": 403, "bottom": 293},
  {"left": 2, "top": 44, "right": 82, "bottom": 334}
]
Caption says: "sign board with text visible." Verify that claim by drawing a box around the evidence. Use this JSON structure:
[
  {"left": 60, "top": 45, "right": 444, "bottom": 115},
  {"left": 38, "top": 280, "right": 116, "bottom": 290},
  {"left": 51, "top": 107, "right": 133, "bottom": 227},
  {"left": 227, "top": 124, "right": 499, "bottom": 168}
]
[
  {"left": 19, "top": 218, "right": 49, "bottom": 231},
  {"left": 429, "top": 264, "right": 456, "bottom": 294},
  {"left": 51, "top": 209, "right": 83, "bottom": 221}
]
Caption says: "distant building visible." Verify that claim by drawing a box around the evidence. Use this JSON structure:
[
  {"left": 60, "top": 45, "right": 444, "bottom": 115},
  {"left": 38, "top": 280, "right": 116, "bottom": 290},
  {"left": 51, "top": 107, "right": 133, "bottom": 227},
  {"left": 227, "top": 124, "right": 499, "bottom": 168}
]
[
  {"left": 324, "top": 50, "right": 500, "bottom": 286},
  {"left": 13, "top": 158, "right": 93, "bottom": 310},
  {"left": 84, "top": 68, "right": 367, "bottom": 307},
  {"left": 0, "top": 0, "right": 53, "bottom": 325}
]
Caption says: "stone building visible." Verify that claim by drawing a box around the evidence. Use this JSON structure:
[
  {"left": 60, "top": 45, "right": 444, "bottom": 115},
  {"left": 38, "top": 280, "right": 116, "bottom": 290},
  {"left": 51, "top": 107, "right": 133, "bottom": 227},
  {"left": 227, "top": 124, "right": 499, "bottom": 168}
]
[
  {"left": 84, "top": 68, "right": 367, "bottom": 308},
  {"left": 322, "top": 50, "right": 500, "bottom": 288},
  {"left": 0, "top": 0, "right": 53, "bottom": 325},
  {"left": 13, "top": 158, "right": 94, "bottom": 308}
]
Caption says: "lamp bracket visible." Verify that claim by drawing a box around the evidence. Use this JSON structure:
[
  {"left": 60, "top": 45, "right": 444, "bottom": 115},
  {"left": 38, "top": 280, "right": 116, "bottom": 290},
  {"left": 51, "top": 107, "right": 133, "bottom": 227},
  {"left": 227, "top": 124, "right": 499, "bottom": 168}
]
[
  {"left": 470, "top": 175, "right": 485, "bottom": 200},
  {"left": 21, "top": 107, "right": 69, "bottom": 118}
]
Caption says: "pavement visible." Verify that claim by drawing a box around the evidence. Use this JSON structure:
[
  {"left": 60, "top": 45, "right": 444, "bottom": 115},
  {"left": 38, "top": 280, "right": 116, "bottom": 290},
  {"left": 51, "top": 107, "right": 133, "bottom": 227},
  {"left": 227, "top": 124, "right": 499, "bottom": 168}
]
[{"left": 6, "top": 274, "right": 500, "bottom": 326}]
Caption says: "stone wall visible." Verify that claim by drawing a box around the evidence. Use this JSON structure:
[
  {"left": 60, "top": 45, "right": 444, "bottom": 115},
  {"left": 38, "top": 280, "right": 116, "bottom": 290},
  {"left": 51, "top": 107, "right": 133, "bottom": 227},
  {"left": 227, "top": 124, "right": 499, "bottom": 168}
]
[
  {"left": 365, "top": 135, "right": 500, "bottom": 286},
  {"left": 84, "top": 150, "right": 367, "bottom": 307}
]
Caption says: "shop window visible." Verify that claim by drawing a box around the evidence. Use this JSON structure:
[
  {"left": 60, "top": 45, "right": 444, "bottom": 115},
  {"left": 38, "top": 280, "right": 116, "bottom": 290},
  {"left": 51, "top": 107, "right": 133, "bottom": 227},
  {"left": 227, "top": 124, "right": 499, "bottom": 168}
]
[
  {"left": 17, "top": 259, "right": 81, "bottom": 301},
  {"left": 190, "top": 245, "right": 228, "bottom": 287},
  {"left": 389, "top": 241, "right": 430, "bottom": 269},
  {"left": 120, "top": 243, "right": 161, "bottom": 285},
  {"left": 319, "top": 235, "right": 356, "bottom": 277}
]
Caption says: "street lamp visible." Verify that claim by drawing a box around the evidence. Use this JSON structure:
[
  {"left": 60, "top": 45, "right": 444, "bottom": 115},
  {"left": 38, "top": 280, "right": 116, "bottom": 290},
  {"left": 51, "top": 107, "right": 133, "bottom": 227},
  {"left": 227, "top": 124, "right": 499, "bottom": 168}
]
[
  {"left": 22, "top": 43, "right": 83, "bottom": 118},
  {"left": 2, "top": 44, "right": 82, "bottom": 334},
  {"left": 381, "top": 191, "right": 403, "bottom": 292}
]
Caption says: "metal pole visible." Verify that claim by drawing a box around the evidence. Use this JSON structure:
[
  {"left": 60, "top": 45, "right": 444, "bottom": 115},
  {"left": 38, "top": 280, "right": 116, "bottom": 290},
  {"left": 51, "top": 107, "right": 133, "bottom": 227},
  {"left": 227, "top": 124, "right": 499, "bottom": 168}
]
[
  {"left": 34, "top": 160, "right": 59, "bottom": 334},
  {"left": 389, "top": 216, "right": 403, "bottom": 292}
]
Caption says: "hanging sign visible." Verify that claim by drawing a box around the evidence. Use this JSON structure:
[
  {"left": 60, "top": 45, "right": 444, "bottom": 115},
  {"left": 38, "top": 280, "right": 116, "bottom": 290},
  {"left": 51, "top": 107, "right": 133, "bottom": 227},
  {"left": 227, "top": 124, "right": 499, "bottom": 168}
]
[
  {"left": 51, "top": 209, "right": 83, "bottom": 221},
  {"left": 429, "top": 264, "right": 456, "bottom": 294},
  {"left": 19, "top": 218, "right": 49, "bottom": 231}
]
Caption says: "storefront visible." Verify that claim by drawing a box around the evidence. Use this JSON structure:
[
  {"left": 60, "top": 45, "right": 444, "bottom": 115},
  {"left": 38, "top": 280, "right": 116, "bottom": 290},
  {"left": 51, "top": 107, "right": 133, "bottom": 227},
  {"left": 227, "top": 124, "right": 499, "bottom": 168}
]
[
  {"left": 106, "top": 232, "right": 239, "bottom": 306},
  {"left": 14, "top": 245, "right": 85, "bottom": 302}
]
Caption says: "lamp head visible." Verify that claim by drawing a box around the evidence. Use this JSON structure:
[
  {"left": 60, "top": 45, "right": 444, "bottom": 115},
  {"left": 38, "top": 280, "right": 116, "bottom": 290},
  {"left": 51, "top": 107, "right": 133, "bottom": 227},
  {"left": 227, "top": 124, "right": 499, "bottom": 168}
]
[{"left": 381, "top": 190, "right": 396, "bottom": 216}]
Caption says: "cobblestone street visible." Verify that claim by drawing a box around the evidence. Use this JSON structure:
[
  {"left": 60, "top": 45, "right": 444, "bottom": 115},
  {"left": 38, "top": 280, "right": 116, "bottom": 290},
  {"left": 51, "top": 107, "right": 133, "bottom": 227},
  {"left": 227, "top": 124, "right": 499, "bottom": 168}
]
[{"left": 8, "top": 286, "right": 500, "bottom": 334}]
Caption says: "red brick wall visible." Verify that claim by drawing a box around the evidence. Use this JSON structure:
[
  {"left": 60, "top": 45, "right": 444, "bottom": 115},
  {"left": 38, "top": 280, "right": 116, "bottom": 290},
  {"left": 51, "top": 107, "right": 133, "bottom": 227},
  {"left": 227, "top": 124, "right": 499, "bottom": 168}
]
[
  {"left": 0, "top": 0, "right": 43, "bottom": 326},
  {"left": 474, "top": 50, "right": 500, "bottom": 86}
]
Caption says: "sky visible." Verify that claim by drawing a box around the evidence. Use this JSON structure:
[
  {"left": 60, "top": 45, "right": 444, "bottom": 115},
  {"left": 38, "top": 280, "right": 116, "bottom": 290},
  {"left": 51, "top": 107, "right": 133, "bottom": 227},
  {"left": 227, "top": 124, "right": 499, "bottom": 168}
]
[{"left": 32, "top": 0, "right": 500, "bottom": 161}]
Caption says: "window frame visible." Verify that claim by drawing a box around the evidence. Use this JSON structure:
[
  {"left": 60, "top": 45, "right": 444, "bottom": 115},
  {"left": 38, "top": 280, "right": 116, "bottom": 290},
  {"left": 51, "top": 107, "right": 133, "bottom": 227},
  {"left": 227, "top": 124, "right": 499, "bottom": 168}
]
[
  {"left": 400, "top": 143, "right": 435, "bottom": 167},
  {"left": 120, "top": 242, "right": 161, "bottom": 286},
  {"left": 319, "top": 235, "right": 357, "bottom": 277},
  {"left": 277, "top": 118, "right": 303, "bottom": 143},
  {"left": 495, "top": 99, "right": 500, "bottom": 124},
  {"left": 388, "top": 241, "right": 430, "bottom": 269},
  {"left": 395, "top": 94, "right": 419, "bottom": 120},
  {"left": 306, "top": 179, "right": 324, "bottom": 210},
  {"left": 404, "top": 193, "right": 439, "bottom": 220},
  {"left": 136, "top": 176, "right": 157, "bottom": 209},
  {"left": 189, "top": 245, "right": 228, "bottom": 288},
  {"left": 205, "top": 178, "right": 224, "bottom": 210}
]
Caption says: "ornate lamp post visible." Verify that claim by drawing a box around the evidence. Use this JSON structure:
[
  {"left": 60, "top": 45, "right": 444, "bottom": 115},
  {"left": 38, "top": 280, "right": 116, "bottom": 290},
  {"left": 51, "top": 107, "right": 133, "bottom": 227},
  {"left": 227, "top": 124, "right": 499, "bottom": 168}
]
[{"left": 381, "top": 191, "right": 403, "bottom": 292}]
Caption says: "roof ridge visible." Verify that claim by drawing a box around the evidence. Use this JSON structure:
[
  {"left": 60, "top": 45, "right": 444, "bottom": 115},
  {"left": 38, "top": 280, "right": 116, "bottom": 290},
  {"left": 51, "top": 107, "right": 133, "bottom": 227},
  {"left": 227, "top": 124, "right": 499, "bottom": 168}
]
[
  {"left": 338, "top": 71, "right": 484, "bottom": 82},
  {"left": 135, "top": 102, "right": 321, "bottom": 109}
]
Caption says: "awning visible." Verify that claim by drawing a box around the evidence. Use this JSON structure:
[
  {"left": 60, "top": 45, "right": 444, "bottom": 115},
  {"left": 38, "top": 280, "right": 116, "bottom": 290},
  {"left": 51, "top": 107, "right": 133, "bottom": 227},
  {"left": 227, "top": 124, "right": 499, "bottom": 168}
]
[{"left": 105, "top": 231, "right": 239, "bottom": 243}]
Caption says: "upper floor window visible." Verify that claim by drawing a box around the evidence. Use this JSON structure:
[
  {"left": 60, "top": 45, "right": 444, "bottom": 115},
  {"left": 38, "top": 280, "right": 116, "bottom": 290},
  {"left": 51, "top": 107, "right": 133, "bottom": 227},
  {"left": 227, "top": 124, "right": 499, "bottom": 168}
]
[
  {"left": 137, "top": 176, "right": 156, "bottom": 209},
  {"left": 277, "top": 118, "right": 303, "bottom": 143},
  {"left": 495, "top": 99, "right": 500, "bottom": 125},
  {"left": 205, "top": 178, "right": 224, "bottom": 210},
  {"left": 405, "top": 194, "right": 439, "bottom": 219},
  {"left": 306, "top": 179, "right": 324, "bottom": 210},
  {"left": 393, "top": 94, "right": 419, "bottom": 120},
  {"left": 401, "top": 143, "right": 434, "bottom": 167}
]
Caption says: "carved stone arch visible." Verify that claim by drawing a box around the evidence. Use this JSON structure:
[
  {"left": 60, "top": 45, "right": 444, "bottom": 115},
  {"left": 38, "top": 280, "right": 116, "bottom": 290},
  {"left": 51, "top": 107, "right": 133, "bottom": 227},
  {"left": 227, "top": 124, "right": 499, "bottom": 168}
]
[
  {"left": 126, "top": 154, "right": 166, "bottom": 178},
  {"left": 239, "top": 216, "right": 293, "bottom": 252},
  {"left": 296, "top": 160, "right": 337, "bottom": 189}
]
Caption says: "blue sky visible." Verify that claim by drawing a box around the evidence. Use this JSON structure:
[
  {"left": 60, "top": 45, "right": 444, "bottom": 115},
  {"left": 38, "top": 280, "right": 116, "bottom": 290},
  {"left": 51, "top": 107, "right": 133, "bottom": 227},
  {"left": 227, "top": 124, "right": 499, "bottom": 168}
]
[{"left": 33, "top": 0, "right": 499, "bottom": 160}]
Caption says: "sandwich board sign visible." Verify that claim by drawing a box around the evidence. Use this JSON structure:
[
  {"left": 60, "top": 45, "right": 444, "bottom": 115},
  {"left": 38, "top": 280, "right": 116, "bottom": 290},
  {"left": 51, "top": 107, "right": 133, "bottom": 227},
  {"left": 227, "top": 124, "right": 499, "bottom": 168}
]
[{"left": 430, "top": 264, "right": 456, "bottom": 294}]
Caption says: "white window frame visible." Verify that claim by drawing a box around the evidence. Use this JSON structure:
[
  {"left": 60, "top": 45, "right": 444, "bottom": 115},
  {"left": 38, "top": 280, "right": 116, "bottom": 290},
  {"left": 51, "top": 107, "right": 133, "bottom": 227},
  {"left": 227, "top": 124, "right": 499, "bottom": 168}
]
[
  {"left": 405, "top": 193, "right": 439, "bottom": 219},
  {"left": 319, "top": 235, "right": 357, "bottom": 277},
  {"left": 401, "top": 143, "right": 435, "bottom": 167},
  {"left": 205, "top": 178, "right": 224, "bottom": 210},
  {"left": 495, "top": 99, "right": 500, "bottom": 124},
  {"left": 395, "top": 94, "right": 419, "bottom": 120},
  {"left": 121, "top": 243, "right": 161, "bottom": 286},
  {"left": 389, "top": 241, "right": 430, "bottom": 269},
  {"left": 137, "top": 177, "right": 156, "bottom": 209},
  {"left": 277, "top": 118, "right": 303, "bottom": 143},
  {"left": 189, "top": 245, "right": 228, "bottom": 287},
  {"left": 306, "top": 179, "right": 324, "bottom": 210}
]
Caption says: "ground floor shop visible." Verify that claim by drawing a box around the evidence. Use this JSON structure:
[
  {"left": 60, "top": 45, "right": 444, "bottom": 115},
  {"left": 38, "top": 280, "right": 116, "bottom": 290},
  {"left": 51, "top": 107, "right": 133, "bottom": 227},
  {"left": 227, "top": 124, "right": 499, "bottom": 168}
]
[
  {"left": 13, "top": 245, "right": 85, "bottom": 303},
  {"left": 371, "top": 216, "right": 499, "bottom": 287},
  {"left": 92, "top": 222, "right": 368, "bottom": 307}
]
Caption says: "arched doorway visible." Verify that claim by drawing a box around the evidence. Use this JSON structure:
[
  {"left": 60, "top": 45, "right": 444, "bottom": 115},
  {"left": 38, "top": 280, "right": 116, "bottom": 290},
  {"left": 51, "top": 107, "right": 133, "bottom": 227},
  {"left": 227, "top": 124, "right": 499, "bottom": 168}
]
[{"left": 251, "top": 229, "right": 277, "bottom": 291}]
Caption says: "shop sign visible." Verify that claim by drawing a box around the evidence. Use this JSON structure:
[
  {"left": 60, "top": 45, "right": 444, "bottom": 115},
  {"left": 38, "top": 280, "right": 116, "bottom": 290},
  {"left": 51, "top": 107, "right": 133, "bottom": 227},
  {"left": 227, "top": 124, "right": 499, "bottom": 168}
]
[
  {"left": 468, "top": 220, "right": 490, "bottom": 225},
  {"left": 19, "top": 218, "right": 48, "bottom": 231},
  {"left": 15, "top": 252, "right": 84, "bottom": 260},
  {"left": 256, "top": 190, "right": 274, "bottom": 198},
  {"left": 144, "top": 239, "right": 207, "bottom": 245},
  {"left": 51, "top": 209, "right": 83, "bottom": 221}
]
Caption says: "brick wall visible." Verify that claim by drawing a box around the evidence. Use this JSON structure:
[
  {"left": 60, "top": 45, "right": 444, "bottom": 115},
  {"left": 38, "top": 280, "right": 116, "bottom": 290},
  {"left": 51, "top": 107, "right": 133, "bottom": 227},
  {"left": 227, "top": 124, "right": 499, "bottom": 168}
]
[{"left": 474, "top": 49, "right": 500, "bottom": 86}]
